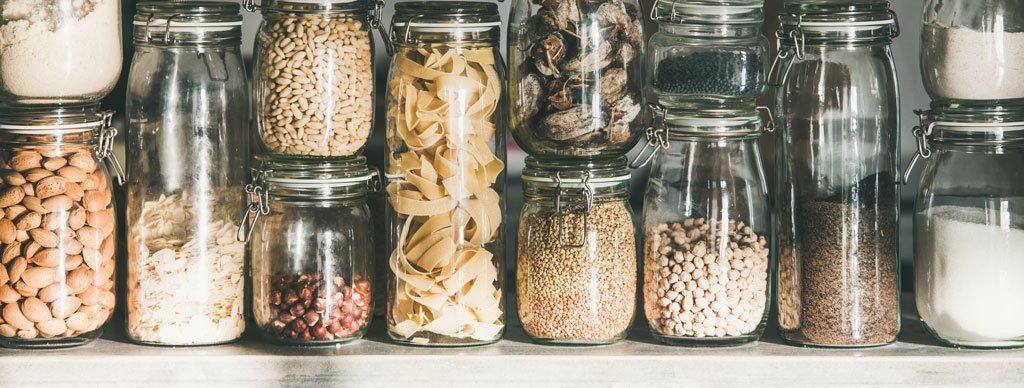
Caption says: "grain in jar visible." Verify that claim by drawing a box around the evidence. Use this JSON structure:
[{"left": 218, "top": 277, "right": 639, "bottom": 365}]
[
  {"left": 253, "top": 0, "right": 379, "bottom": 159},
  {"left": 517, "top": 158, "right": 636, "bottom": 345}
]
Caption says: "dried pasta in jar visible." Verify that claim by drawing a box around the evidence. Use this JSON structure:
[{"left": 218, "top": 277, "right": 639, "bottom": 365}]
[{"left": 384, "top": 2, "right": 506, "bottom": 346}]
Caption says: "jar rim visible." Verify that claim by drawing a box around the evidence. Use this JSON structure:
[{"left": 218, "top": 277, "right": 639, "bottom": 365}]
[
  {"left": 663, "top": 109, "right": 764, "bottom": 137},
  {"left": 261, "top": 0, "right": 368, "bottom": 13},
  {"left": 923, "top": 106, "right": 1024, "bottom": 135},
  {"left": 261, "top": 156, "right": 376, "bottom": 188},
  {"left": 778, "top": 1, "right": 898, "bottom": 42},
  {"left": 522, "top": 156, "right": 630, "bottom": 187},
  {"left": 654, "top": 0, "right": 765, "bottom": 25},
  {"left": 0, "top": 104, "right": 108, "bottom": 135},
  {"left": 391, "top": 1, "right": 501, "bottom": 36},
  {"left": 134, "top": 1, "right": 243, "bottom": 44}
]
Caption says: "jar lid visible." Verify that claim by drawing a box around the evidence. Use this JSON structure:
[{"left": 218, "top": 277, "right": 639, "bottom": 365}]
[
  {"left": 923, "top": 105, "right": 1024, "bottom": 136},
  {"left": 133, "top": 2, "right": 243, "bottom": 44},
  {"left": 779, "top": 0, "right": 898, "bottom": 42},
  {"left": 0, "top": 104, "right": 110, "bottom": 135},
  {"left": 522, "top": 156, "right": 630, "bottom": 188},
  {"left": 261, "top": 156, "right": 378, "bottom": 189},
  {"left": 653, "top": 0, "right": 764, "bottom": 25},
  {"left": 257, "top": 0, "right": 368, "bottom": 13},
  {"left": 664, "top": 109, "right": 764, "bottom": 137},
  {"left": 391, "top": 2, "right": 501, "bottom": 35}
]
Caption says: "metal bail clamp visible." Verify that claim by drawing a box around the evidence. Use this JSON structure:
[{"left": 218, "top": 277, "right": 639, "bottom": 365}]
[
  {"left": 97, "top": 111, "right": 125, "bottom": 186},
  {"left": 902, "top": 109, "right": 933, "bottom": 185},
  {"left": 369, "top": 0, "right": 393, "bottom": 56},
  {"left": 388, "top": 14, "right": 425, "bottom": 55},
  {"left": 243, "top": 0, "right": 260, "bottom": 12},
  {"left": 237, "top": 168, "right": 271, "bottom": 243},
  {"left": 630, "top": 103, "right": 669, "bottom": 169},
  {"left": 756, "top": 106, "right": 776, "bottom": 133},
  {"left": 555, "top": 171, "right": 594, "bottom": 249}
]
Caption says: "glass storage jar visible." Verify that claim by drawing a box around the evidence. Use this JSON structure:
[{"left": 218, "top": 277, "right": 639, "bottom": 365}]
[
  {"left": 243, "top": 157, "right": 378, "bottom": 345},
  {"left": 518, "top": 157, "right": 636, "bottom": 345},
  {"left": 647, "top": 0, "right": 769, "bottom": 109},
  {"left": 251, "top": 0, "right": 381, "bottom": 159},
  {"left": 773, "top": 0, "right": 901, "bottom": 348},
  {"left": 0, "top": 105, "right": 120, "bottom": 349},
  {"left": 921, "top": 0, "right": 1024, "bottom": 106},
  {"left": 0, "top": 0, "right": 122, "bottom": 105},
  {"left": 385, "top": 2, "right": 506, "bottom": 346},
  {"left": 640, "top": 109, "right": 770, "bottom": 346},
  {"left": 125, "top": 2, "right": 249, "bottom": 346},
  {"left": 508, "top": 0, "right": 646, "bottom": 160},
  {"left": 909, "top": 106, "right": 1024, "bottom": 349}
]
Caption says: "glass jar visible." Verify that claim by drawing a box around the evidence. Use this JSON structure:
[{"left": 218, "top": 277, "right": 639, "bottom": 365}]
[
  {"left": 0, "top": 0, "right": 122, "bottom": 105},
  {"left": 909, "top": 106, "right": 1024, "bottom": 349},
  {"left": 640, "top": 109, "right": 770, "bottom": 346},
  {"left": 251, "top": 0, "right": 381, "bottom": 159},
  {"left": 384, "top": 2, "right": 506, "bottom": 346},
  {"left": 243, "top": 157, "right": 378, "bottom": 345},
  {"left": 125, "top": 2, "right": 249, "bottom": 346},
  {"left": 508, "top": 0, "right": 646, "bottom": 160},
  {"left": 518, "top": 157, "right": 636, "bottom": 345},
  {"left": 921, "top": 0, "right": 1024, "bottom": 106},
  {"left": 773, "top": 0, "right": 901, "bottom": 348},
  {"left": 0, "top": 105, "right": 121, "bottom": 348},
  {"left": 647, "top": 0, "right": 769, "bottom": 109}
]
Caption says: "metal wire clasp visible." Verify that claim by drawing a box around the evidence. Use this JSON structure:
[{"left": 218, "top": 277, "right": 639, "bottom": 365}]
[
  {"left": 902, "top": 109, "right": 933, "bottom": 185},
  {"left": 237, "top": 168, "right": 270, "bottom": 243},
  {"left": 630, "top": 103, "right": 669, "bottom": 169},
  {"left": 368, "top": 0, "right": 393, "bottom": 56},
  {"left": 555, "top": 171, "right": 594, "bottom": 249},
  {"left": 96, "top": 111, "right": 125, "bottom": 186}
]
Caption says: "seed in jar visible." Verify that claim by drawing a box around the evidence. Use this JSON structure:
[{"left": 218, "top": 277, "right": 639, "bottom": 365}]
[
  {"left": 258, "top": 17, "right": 373, "bottom": 157},
  {"left": 264, "top": 272, "right": 371, "bottom": 342},
  {"left": 643, "top": 218, "right": 769, "bottom": 340}
]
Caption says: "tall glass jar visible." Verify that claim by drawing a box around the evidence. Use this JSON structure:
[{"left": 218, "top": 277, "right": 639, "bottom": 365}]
[
  {"left": 909, "top": 106, "right": 1024, "bottom": 349},
  {"left": 125, "top": 2, "right": 249, "bottom": 346},
  {"left": 773, "top": 0, "right": 901, "bottom": 348},
  {"left": 518, "top": 157, "right": 636, "bottom": 345},
  {"left": 243, "top": 158, "right": 377, "bottom": 345},
  {"left": 641, "top": 109, "right": 770, "bottom": 346},
  {"left": 647, "top": 0, "right": 769, "bottom": 109},
  {"left": 251, "top": 0, "right": 380, "bottom": 159},
  {"left": 384, "top": 2, "right": 506, "bottom": 346},
  {"left": 508, "top": 0, "right": 646, "bottom": 160},
  {"left": 921, "top": 0, "right": 1024, "bottom": 106},
  {"left": 0, "top": 105, "right": 120, "bottom": 348},
  {"left": 0, "top": 0, "right": 122, "bottom": 105}
]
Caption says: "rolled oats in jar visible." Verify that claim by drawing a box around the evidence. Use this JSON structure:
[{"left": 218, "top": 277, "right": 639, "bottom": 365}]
[
  {"left": 252, "top": 0, "right": 382, "bottom": 159},
  {"left": 0, "top": 105, "right": 123, "bottom": 349}
]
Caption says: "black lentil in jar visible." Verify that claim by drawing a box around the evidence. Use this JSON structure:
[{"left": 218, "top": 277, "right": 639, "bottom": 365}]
[{"left": 654, "top": 51, "right": 764, "bottom": 98}]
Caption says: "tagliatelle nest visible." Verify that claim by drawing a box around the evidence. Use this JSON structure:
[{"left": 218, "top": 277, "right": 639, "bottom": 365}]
[{"left": 127, "top": 192, "right": 246, "bottom": 345}]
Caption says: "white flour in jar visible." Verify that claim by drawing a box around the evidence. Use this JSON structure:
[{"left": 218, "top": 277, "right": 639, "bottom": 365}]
[
  {"left": 0, "top": 0, "right": 121, "bottom": 99},
  {"left": 916, "top": 205, "right": 1024, "bottom": 344},
  {"left": 921, "top": 23, "right": 1024, "bottom": 101}
]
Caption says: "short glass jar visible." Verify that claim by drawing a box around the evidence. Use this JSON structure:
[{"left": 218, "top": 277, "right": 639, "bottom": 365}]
[
  {"left": 647, "top": 0, "right": 769, "bottom": 109},
  {"left": 251, "top": 0, "right": 380, "bottom": 159},
  {"left": 773, "top": 0, "right": 901, "bottom": 348},
  {"left": 125, "top": 2, "right": 249, "bottom": 346},
  {"left": 517, "top": 157, "right": 636, "bottom": 345},
  {"left": 640, "top": 109, "right": 770, "bottom": 346},
  {"left": 0, "top": 0, "right": 122, "bottom": 105},
  {"left": 0, "top": 105, "right": 121, "bottom": 348},
  {"left": 909, "top": 106, "right": 1024, "bottom": 349},
  {"left": 243, "top": 157, "right": 377, "bottom": 345},
  {"left": 921, "top": 0, "right": 1024, "bottom": 106},
  {"left": 508, "top": 0, "right": 646, "bottom": 160},
  {"left": 385, "top": 2, "right": 506, "bottom": 346}
]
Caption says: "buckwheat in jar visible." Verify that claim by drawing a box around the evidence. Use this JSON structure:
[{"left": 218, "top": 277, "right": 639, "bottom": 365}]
[{"left": 250, "top": 0, "right": 382, "bottom": 159}]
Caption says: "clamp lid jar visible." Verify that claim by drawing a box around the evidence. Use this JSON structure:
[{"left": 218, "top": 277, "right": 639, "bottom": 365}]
[
  {"left": 517, "top": 157, "right": 637, "bottom": 345},
  {"left": 251, "top": 0, "right": 380, "bottom": 160},
  {"left": 0, "top": 104, "right": 121, "bottom": 349},
  {"left": 909, "top": 106, "right": 1024, "bottom": 349},
  {"left": 244, "top": 157, "right": 378, "bottom": 345},
  {"left": 508, "top": 0, "right": 647, "bottom": 160},
  {"left": 648, "top": 0, "right": 769, "bottom": 109},
  {"left": 0, "top": 0, "right": 122, "bottom": 105}
]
